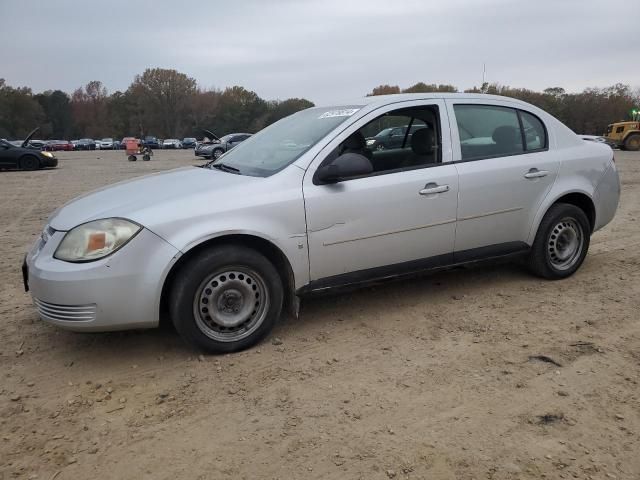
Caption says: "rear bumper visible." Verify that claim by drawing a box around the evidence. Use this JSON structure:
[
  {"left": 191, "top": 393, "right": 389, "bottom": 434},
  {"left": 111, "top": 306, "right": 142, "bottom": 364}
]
[{"left": 593, "top": 162, "right": 620, "bottom": 231}]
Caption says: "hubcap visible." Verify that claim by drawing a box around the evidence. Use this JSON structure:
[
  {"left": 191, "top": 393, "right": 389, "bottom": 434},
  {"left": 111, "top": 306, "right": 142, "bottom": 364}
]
[
  {"left": 213, "top": 150, "right": 223, "bottom": 159},
  {"left": 547, "top": 218, "right": 584, "bottom": 270},
  {"left": 193, "top": 268, "right": 269, "bottom": 342}
]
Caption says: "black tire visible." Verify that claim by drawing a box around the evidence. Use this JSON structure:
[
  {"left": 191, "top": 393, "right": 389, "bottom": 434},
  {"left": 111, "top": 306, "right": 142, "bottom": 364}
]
[
  {"left": 143, "top": 154, "right": 151, "bottom": 161},
  {"left": 128, "top": 155, "right": 136, "bottom": 162},
  {"left": 19, "top": 155, "right": 40, "bottom": 171},
  {"left": 170, "top": 245, "right": 283, "bottom": 353},
  {"left": 527, "top": 203, "right": 590, "bottom": 279},
  {"left": 623, "top": 133, "right": 640, "bottom": 152}
]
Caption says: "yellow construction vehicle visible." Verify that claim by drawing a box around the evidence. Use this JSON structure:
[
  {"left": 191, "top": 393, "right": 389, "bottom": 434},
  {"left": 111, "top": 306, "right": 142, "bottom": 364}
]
[{"left": 605, "top": 110, "right": 640, "bottom": 151}]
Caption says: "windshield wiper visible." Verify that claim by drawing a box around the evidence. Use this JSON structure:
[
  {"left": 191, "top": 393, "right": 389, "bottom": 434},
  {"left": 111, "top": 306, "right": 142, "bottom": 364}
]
[{"left": 210, "top": 162, "right": 241, "bottom": 174}]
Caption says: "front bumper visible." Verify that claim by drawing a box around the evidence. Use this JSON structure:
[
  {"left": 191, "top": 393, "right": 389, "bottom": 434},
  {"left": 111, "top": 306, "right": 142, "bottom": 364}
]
[
  {"left": 25, "top": 227, "right": 180, "bottom": 332},
  {"left": 41, "top": 156, "right": 58, "bottom": 167}
]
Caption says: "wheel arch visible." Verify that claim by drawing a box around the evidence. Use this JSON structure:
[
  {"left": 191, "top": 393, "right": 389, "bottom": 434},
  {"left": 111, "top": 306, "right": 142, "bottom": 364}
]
[
  {"left": 528, "top": 190, "right": 596, "bottom": 244},
  {"left": 159, "top": 233, "right": 297, "bottom": 326}
]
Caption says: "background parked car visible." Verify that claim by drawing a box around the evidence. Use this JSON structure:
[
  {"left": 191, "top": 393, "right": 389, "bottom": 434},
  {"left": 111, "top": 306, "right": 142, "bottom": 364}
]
[
  {"left": 98, "top": 138, "right": 118, "bottom": 149},
  {"left": 143, "top": 136, "right": 160, "bottom": 149},
  {"left": 26, "top": 139, "right": 46, "bottom": 150},
  {"left": 0, "top": 128, "right": 58, "bottom": 170},
  {"left": 365, "top": 124, "right": 426, "bottom": 151},
  {"left": 43, "top": 140, "right": 74, "bottom": 151},
  {"left": 580, "top": 135, "right": 608, "bottom": 144},
  {"left": 162, "top": 138, "right": 182, "bottom": 149},
  {"left": 181, "top": 137, "right": 197, "bottom": 149},
  {"left": 196, "top": 132, "right": 252, "bottom": 159},
  {"left": 75, "top": 139, "right": 96, "bottom": 150}
]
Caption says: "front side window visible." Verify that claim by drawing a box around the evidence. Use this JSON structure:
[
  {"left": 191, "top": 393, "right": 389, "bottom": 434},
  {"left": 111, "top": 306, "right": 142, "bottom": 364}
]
[
  {"left": 319, "top": 105, "right": 441, "bottom": 179},
  {"left": 616, "top": 126, "right": 625, "bottom": 133},
  {"left": 454, "top": 105, "right": 524, "bottom": 160}
]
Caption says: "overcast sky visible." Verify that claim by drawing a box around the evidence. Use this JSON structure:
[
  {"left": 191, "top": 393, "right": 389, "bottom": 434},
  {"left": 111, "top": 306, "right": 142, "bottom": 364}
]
[{"left": 1, "top": 0, "right": 638, "bottom": 104}]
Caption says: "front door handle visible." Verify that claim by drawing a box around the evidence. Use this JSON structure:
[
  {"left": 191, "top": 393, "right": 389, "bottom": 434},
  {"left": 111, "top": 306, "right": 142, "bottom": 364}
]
[
  {"left": 419, "top": 183, "right": 450, "bottom": 195},
  {"left": 524, "top": 168, "right": 549, "bottom": 179}
]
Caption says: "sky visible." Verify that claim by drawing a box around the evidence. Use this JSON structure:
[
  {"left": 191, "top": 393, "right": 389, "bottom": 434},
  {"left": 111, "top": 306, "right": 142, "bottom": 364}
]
[{"left": 1, "top": 0, "right": 638, "bottom": 104}]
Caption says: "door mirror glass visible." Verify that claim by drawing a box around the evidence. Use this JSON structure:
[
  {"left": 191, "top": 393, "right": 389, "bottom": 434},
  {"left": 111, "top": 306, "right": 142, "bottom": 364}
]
[{"left": 316, "top": 152, "right": 373, "bottom": 184}]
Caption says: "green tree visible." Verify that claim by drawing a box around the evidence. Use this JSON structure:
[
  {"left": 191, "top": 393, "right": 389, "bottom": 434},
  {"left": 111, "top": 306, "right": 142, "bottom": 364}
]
[{"left": 129, "top": 68, "right": 197, "bottom": 137}]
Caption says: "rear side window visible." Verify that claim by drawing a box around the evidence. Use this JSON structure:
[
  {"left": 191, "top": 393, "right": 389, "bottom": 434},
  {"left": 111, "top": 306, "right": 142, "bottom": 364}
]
[
  {"left": 520, "top": 111, "right": 546, "bottom": 151},
  {"left": 454, "top": 105, "right": 547, "bottom": 161},
  {"left": 454, "top": 105, "right": 523, "bottom": 160}
]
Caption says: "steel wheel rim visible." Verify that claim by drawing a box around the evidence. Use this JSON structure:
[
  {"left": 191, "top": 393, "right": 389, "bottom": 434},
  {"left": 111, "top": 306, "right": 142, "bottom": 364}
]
[
  {"left": 193, "top": 267, "right": 269, "bottom": 342},
  {"left": 547, "top": 217, "right": 584, "bottom": 270}
]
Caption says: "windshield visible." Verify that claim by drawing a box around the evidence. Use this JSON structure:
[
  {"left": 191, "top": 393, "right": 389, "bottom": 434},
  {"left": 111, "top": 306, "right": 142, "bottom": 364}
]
[{"left": 209, "top": 106, "right": 363, "bottom": 177}]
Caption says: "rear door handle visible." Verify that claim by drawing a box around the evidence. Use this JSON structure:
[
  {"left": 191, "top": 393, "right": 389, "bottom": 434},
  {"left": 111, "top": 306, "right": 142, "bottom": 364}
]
[
  {"left": 419, "top": 183, "right": 449, "bottom": 195},
  {"left": 524, "top": 168, "right": 549, "bottom": 179}
]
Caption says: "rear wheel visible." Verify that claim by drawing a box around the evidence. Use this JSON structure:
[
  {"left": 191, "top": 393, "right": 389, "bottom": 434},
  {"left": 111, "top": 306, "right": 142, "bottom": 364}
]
[
  {"left": 624, "top": 133, "right": 640, "bottom": 152},
  {"left": 128, "top": 155, "right": 136, "bottom": 161},
  {"left": 170, "top": 245, "right": 283, "bottom": 353},
  {"left": 527, "top": 203, "right": 590, "bottom": 279},
  {"left": 19, "top": 155, "right": 39, "bottom": 171}
]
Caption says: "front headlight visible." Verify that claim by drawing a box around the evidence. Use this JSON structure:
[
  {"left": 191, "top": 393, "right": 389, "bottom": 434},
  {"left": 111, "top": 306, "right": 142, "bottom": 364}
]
[
  {"left": 41, "top": 151, "right": 53, "bottom": 158},
  {"left": 54, "top": 218, "right": 141, "bottom": 262},
  {"left": 366, "top": 139, "right": 376, "bottom": 146}
]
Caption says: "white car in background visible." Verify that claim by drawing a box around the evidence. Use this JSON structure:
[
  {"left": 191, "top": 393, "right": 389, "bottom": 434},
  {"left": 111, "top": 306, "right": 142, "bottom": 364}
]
[
  {"left": 580, "top": 135, "right": 608, "bottom": 144},
  {"left": 99, "top": 138, "right": 116, "bottom": 149},
  {"left": 24, "top": 93, "right": 620, "bottom": 353},
  {"left": 162, "top": 139, "right": 182, "bottom": 149}
]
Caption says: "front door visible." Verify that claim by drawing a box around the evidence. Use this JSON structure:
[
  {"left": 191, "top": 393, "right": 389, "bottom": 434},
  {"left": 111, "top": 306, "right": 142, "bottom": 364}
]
[{"left": 303, "top": 100, "right": 459, "bottom": 286}]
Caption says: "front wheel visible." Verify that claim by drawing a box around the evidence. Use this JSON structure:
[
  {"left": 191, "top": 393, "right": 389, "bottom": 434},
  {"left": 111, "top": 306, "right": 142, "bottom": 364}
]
[
  {"left": 170, "top": 245, "right": 283, "bottom": 353},
  {"left": 19, "top": 155, "right": 40, "bottom": 171},
  {"left": 212, "top": 148, "right": 224, "bottom": 159},
  {"left": 527, "top": 203, "right": 590, "bottom": 279}
]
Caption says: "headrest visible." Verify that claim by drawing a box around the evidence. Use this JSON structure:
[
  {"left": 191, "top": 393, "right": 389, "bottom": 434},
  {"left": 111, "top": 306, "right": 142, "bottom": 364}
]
[
  {"left": 342, "top": 131, "right": 366, "bottom": 151},
  {"left": 492, "top": 126, "right": 520, "bottom": 146},
  {"left": 410, "top": 128, "right": 434, "bottom": 155}
]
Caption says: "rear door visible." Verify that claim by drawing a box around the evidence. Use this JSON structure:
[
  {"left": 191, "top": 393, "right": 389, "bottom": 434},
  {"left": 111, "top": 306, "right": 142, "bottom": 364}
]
[{"left": 447, "top": 100, "right": 560, "bottom": 259}]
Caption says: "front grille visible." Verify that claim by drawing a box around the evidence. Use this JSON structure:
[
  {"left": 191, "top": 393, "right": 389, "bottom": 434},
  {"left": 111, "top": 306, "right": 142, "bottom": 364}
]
[{"left": 34, "top": 299, "right": 96, "bottom": 322}]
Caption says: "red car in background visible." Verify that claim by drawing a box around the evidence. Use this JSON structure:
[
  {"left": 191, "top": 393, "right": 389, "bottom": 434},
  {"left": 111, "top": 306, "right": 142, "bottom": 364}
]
[{"left": 43, "top": 140, "right": 74, "bottom": 151}]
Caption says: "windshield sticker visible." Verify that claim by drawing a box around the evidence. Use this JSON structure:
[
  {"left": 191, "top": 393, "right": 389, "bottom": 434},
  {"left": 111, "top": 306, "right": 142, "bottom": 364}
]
[{"left": 318, "top": 109, "right": 360, "bottom": 119}]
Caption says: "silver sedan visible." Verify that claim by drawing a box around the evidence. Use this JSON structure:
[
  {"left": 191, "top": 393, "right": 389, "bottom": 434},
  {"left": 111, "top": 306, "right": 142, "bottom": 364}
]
[{"left": 24, "top": 93, "right": 620, "bottom": 353}]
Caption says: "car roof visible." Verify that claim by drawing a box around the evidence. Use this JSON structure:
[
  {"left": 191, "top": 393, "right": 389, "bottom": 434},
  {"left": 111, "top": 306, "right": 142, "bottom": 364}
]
[{"left": 318, "top": 93, "right": 535, "bottom": 109}]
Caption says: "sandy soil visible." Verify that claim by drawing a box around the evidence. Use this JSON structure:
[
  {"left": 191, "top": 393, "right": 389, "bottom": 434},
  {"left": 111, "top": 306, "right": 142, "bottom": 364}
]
[{"left": 1, "top": 149, "right": 639, "bottom": 480}]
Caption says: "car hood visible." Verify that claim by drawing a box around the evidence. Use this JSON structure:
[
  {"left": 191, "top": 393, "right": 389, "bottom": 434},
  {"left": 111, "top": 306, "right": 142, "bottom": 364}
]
[
  {"left": 48, "top": 167, "right": 262, "bottom": 231},
  {"left": 21, "top": 127, "right": 40, "bottom": 148}
]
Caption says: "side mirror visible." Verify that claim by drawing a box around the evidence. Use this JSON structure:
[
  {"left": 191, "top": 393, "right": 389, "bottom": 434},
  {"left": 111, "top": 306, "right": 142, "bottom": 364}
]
[{"left": 316, "top": 152, "right": 373, "bottom": 184}]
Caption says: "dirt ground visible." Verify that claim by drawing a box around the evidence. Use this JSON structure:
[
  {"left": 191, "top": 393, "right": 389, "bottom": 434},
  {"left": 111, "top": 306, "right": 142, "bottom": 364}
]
[{"left": 1, "top": 148, "right": 639, "bottom": 480}]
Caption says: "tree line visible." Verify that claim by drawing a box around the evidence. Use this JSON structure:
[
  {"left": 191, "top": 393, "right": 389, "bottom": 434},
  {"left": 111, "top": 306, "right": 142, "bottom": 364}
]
[
  {"left": 1, "top": 70, "right": 638, "bottom": 140},
  {"left": 367, "top": 82, "right": 640, "bottom": 136},
  {"left": 0, "top": 69, "right": 314, "bottom": 140}
]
